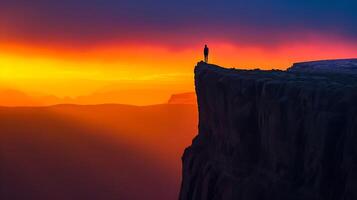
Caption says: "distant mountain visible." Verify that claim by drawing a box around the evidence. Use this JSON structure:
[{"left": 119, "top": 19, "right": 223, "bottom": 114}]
[
  {"left": 0, "top": 89, "right": 189, "bottom": 106},
  {"left": 0, "top": 89, "right": 42, "bottom": 106},
  {"left": 37, "top": 94, "right": 73, "bottom": 105},
  {"left": 74, "top": 89, "right": 175, "bottom": 105},
  {"left": 167, "top": 92, "right": 196, "bottom": 105}
]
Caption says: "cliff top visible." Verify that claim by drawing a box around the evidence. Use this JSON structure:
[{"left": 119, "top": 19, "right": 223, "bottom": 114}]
[
  {"left": 196, "top": 61, "right": 357, "bottom": 88},
  {"left": 288, "top": 58, "right": 357, "bottom": 74}
]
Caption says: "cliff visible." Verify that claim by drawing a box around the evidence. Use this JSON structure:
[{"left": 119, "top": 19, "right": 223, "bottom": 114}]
[
  {"left": 288, "top": 59, "right": 357, "bottom": 74},
  {"left": 179, "top": 61, "right": 357, "bottom": 200}
]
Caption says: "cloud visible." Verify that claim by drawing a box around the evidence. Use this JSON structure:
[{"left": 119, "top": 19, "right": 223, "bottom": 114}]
[{"left": 1, "top": 0, "right": 357, "bottom": 47}]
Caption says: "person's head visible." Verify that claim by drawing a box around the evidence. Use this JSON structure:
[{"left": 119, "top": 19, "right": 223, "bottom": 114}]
[{"left": 205, "top": 44, "right": 207, "bottom": 48}]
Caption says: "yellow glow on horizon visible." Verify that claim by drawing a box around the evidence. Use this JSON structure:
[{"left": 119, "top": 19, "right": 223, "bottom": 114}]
[
  {"left": 0, "top": 43, "right": 198, "bottom": 100},
  {"left": 0, "top": 51, "right": 192, "bottom": 81},
  {"left": 1, "top": 39, "right": 357, "bottom": 104}
]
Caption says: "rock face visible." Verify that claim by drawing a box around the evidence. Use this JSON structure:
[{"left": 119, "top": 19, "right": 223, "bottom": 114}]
[
  {"left": 179, "top": 61, "right": 357, "bottom": 200},
  {"left": 288, "top": 59, "right": 357, "bottom": 74}
]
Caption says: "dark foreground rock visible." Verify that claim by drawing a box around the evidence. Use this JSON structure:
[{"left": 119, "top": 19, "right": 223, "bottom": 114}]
[
  {"left": 179, "top": 61, "right": 357, "bottom": 200},
  {"left": 288, "top": 59, "right": 357, "bottom": 74}
]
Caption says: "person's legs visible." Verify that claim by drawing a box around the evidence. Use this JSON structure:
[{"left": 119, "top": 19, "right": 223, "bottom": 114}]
[{"left": 204, "top": 55, "right": 208, "bottom": 63}]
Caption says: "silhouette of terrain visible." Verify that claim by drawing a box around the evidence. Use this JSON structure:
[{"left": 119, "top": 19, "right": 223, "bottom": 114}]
[
  {"left": 167, "top": 92, "right": 196, "bottom": 105},
  {"left": 0, "top": 90, "right": 42, "bottom": 106},
  {"left": 0, "top": 89, "right": 189, "bottom": 107},
  {"left": 0, "top": 104, "right": 197, "bottom": 200},
  {"left": 289, "top": 58, "right": 357, "bottom": 74},
  {"left": 180, "top": 61, "right": 357, "bottom": 200}
]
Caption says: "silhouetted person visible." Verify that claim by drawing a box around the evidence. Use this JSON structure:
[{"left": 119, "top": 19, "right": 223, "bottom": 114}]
[{"left": 204, "top": 45, "right": 209, "bottom": 63}]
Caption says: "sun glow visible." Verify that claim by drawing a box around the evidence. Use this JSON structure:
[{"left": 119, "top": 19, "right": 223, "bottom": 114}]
[{"left": 1, "top": 37, "right": 357, "bottom": 105}]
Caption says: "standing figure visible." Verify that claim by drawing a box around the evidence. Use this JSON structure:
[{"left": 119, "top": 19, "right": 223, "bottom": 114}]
[{"left": 204, "top": 45, "right": 209, "bottom": 63}]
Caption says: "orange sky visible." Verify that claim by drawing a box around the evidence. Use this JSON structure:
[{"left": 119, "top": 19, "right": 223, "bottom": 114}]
[
  {"left": 2, "top": 0, "right": 357, "bottom": 106},
  {"left": 1, "top": 37, "right": 357, "bottom": 105}
]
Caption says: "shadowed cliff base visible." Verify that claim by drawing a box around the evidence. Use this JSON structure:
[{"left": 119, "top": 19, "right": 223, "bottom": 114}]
[{"left": 180, "top": 61, "right": 357, "bottom": 200}]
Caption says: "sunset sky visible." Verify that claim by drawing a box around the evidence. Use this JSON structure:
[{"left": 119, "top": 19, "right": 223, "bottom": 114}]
[{"left": 1, "top": 0, "right": 357, "bottom": 104}]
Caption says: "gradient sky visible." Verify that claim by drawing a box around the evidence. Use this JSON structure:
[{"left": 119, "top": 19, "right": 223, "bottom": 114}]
[{"left": 1, "top": 0, "right": 357, "bottom": 104}]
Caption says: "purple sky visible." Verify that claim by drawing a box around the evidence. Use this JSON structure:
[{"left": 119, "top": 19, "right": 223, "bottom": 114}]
[{"left": 1, "top": 0, "right": 357, "bottom": 48}]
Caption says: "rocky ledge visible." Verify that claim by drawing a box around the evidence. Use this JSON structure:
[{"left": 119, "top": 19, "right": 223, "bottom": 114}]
[
  {"left": 179, "top": 61, "right": 357, "bottom": 200},
  {"left": 288, "top": 59, "right": 357, "bottom": 74}
]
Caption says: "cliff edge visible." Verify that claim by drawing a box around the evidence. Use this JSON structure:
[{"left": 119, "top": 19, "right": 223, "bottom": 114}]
[{"left": 179, "top": 61, "right": 357, "bottom": 200}]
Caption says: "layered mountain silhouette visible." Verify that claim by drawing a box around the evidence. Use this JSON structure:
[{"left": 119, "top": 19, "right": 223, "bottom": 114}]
[
  {"left": 0, "top": 89, "right": 194, "bottom": 107},
  {"left": 0, "top": 89, "right": 42, "bottom": 106}
]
